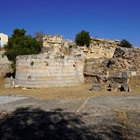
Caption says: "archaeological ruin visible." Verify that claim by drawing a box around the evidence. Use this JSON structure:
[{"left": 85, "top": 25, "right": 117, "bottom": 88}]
[
  {"left": 0, "top": 51, "right": 11, "bottom": 77},
  {"left": 14, "top": 54, "right": 84, "bottom": 88},
  {"left": 1, "top": 33, "right": 140, "bottom": 89}
]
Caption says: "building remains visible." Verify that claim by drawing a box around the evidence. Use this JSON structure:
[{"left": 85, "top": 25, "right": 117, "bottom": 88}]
[
  {"left": 0, "top": 33, "right": 8, "bottom": 48},
  {"left": 15, "top": 54, "right": 84, "bottom": 88}
]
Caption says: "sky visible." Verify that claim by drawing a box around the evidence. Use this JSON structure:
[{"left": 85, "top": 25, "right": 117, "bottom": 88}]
[{"left": 0, "top": 0, "right": 140, "bottom": 47}]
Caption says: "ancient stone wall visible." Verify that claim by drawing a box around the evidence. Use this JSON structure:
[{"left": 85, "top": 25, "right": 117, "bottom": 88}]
[
  {"left": 15, "top": 54, "right": 84, "bottom": 88},
  {"left": 0, "top": 51, "right": 11, "bottom": 77}
]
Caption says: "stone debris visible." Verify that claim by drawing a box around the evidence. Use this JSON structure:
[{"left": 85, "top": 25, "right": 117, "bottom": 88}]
[
  {"left": 84, "top": 47, "right": 140, "bottom": 92},
  {"left": 120, "top": 83, "right": 131, "bottom": 92},
  {"left": 90, "top": 85, "right": 105, "bottom": 91}
]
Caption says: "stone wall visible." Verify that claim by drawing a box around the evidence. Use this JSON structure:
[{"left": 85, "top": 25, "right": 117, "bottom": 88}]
[
  {"left": 0, "top": 51, "right": 11, "bottom": 77},
  {"left": 15, "top": 54, "right": 84, "bottom": 88},
  {"left": 76, "top": 38, "right": 120, "bottom": 59}
]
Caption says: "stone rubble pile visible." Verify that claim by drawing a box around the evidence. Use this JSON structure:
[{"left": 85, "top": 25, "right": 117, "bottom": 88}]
[{"left": 85, "top": 47, "right": 140, "bottom": 92}]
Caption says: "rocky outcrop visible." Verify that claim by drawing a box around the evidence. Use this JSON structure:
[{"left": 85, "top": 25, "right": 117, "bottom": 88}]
[
  {"left": 77, "top": 37, "right": 120, "bottom": 59},
  {"left": 42, "top": 34, "right": 121, "bottom": 59},
  {"left": 102, "top": 47, "right": 140, "bottom": 73},
  {"left": 84, "top": 47, "right": 140, "bottom": 90}
]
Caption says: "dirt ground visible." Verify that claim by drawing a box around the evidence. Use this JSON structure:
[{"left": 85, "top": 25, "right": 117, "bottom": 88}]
[{"left": 0, "top": 76, "right": 140, "bottom": 100}]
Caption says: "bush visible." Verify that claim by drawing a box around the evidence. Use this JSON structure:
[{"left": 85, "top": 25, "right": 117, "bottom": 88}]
[
  {"left": 120, "top": 39, "right": 132, "bottom": 48},
  {"left": 75, "top": 30, "right": 90, "bottom": 47}
]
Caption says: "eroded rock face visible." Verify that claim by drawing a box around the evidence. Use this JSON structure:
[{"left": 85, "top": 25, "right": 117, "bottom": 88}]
[
  {"left": 84, "top": 47, "right": 140, "bottom": 86},
  {"left": 102, "top": 47, "right": 140, "bottom": 72}
]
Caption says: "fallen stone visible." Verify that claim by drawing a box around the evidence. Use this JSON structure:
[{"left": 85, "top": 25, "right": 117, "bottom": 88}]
[
  {"left": 109, "top": 83, "right": 120, "bottom": 92},
  {"left": 120, "top": 84, "right": 131, "bottom": 92},
  {"left": 90, "top": 85, "right": 105, "bottom": 91}
]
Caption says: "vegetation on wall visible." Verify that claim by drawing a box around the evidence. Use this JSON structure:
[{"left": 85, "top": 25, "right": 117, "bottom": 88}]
[{"left": 75, "top": 30, "right": 90, "bottom": 47}]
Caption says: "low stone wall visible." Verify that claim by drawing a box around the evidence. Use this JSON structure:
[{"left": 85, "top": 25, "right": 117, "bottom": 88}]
[{"left": 15, "top": 54, "right": 84, "bottom": 88}]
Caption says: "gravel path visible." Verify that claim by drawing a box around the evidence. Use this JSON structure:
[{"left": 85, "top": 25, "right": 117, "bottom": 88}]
[
  {"left": 80, "top": 94, "right": 140, "bottom": 112},
  {"left": 0, "top": 94, "right": 140, "bottom": 112},
  {"left": 0, "top": 96, "right": 28, "bottom": 105}
]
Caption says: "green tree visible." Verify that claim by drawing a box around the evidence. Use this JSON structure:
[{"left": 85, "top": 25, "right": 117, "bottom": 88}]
[
  {"left": 75, "top": 30, "right": 90, "bottom": 47},
  {"left": 4, "top": 28, "right": 41, "bottom": 65},
  {"left": 120, "top": 39, "right": 132, "bottom": 48}
]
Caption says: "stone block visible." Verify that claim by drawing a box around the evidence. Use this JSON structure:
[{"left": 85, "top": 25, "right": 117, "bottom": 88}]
[
  {"left": 90, "top": 85, "right": 105, "bottom": 91},
  {"left": 120, "top": 84, "right": 131, "bottom": 92}
]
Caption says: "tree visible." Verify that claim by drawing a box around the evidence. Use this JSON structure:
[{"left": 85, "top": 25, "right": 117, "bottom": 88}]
[
  {"left": 75, "top": 30, "right": 90, "bottom": 47},
  {"left": 4, "top": 28, "right": 41, "bottom": 64},
  {"left": 34, "top": 31, "right": 44, "bottom": 48},
  {"left": 120, "top": 39, "right": 132, "bottom": 48}
]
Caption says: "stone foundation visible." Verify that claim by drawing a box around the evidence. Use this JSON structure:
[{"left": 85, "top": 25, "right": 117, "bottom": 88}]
[{"left": 15, "top": 54, "right": 84, "bottom": 88}]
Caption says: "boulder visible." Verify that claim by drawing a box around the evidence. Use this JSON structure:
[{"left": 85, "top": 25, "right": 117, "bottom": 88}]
[
  {"left": 90, "top": 85, "right": 105, "bottom": 91},
  {"left": 120, "top": 84, "right": 131, "bottom": 92}
]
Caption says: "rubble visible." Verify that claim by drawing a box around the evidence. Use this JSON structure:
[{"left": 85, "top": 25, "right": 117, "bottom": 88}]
[{"left": 84, "top": 47, "right": 140, "bottom": 92}]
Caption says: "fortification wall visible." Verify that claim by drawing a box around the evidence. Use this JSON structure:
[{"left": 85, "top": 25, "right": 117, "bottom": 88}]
[{"left": 15, "top": 54, "right": 84, "bottom": 88}]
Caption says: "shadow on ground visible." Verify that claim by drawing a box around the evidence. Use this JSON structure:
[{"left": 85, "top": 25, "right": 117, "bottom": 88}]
[{"left": 0, "top": 107, "right": 139, "bottom": 140}]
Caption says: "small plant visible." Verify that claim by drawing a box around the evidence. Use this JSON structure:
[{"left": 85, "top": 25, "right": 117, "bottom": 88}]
[
  {"left": 27, "top": 76, "right": 31, "bottom": 79},
  {"left": 30, "top": 61, "right": 34, "bottom": 66}
]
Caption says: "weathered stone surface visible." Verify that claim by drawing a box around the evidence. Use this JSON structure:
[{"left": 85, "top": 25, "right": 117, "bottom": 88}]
[
  {"left": 0, "top": 51, "right": 11, "bottom": 77},
  {"left": 15, "top": 54, "right": 85, "bottom": 88},
  {"left": 84, "top": 47, "right": 140, "bottom": 87},
  {"left": 120, "top": 84, "right": 131, "bottom": 92},
  {"left": 108, "top": 83, "right": 131, "bottom": 92},
  {"left": 90, "top": 85, "right": 105, "bottom": 91}
]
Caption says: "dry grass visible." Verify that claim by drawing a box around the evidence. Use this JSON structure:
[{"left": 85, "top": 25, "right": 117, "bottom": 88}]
[{"left": 0, "top": 76, "right": 140, "bottom": 100}]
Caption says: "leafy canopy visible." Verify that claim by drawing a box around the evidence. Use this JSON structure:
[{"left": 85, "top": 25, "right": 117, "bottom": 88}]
[
  {"left": 120, "top": 39, "right": 132, "bottom": 48},
  {"left": 75, "top": 30, "right": 90, "bottom": 47},
  {"left": 4, "top": 28, "right": 41, "bottom": 63}
]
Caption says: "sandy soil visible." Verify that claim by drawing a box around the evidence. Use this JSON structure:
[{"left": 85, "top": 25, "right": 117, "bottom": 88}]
[{"left": 0, "top": 76, "right": 140, "bottom": 100}]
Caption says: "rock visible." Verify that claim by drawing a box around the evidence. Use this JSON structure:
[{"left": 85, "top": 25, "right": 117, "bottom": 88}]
[
  {"left": 90, "top": 85, "right": 105, "bottom": 91},
  {"left": 109, "top": 77, "right": 128, "bottom": 84},
  {"left": 109, "top": 83, "right": 120, "bottom": 92},
  {"left": 119, "top": 71, "right": 131, "bottom": 78},
  {"left": 109, "top": 83, "right": 131, "bottom": 92},
  {"left": 15, "top": 85, "right": 19, "bottom": 88},
  {"left": 120, "top": 84, "right": 131, "bottom": 92}
]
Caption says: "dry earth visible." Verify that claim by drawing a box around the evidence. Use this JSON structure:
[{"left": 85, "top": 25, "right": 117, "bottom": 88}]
[
  {"left": 0, "top": 76, "right": 140, "bottom": 140},
  {"left": 0, "top": 76, "right": 140, "bottom": 100}
]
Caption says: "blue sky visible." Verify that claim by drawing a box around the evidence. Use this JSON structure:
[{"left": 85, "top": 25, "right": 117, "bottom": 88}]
[{"left": 0, "top": 0, "right": 140, "bottom": 47}]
